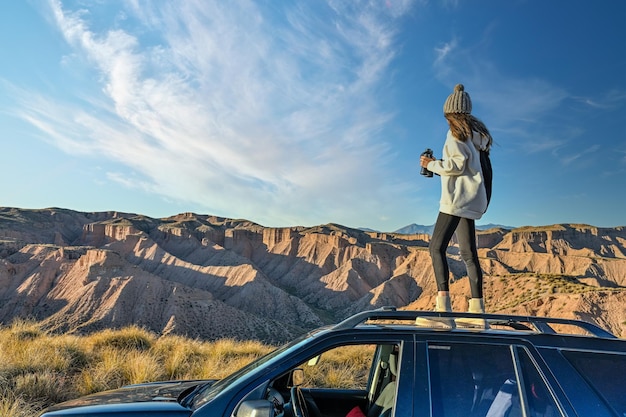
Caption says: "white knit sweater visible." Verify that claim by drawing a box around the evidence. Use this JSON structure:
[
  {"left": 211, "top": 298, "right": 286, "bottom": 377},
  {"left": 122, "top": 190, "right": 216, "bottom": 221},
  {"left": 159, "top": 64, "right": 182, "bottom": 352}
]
[{"left": 427, "top": 130, "right": 490, "bottom": 220}]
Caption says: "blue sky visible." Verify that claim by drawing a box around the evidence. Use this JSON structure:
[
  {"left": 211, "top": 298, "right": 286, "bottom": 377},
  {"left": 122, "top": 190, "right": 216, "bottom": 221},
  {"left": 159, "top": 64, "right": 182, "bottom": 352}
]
[{"left": 1, "top": 1, "right": 625, "bottom": 231}]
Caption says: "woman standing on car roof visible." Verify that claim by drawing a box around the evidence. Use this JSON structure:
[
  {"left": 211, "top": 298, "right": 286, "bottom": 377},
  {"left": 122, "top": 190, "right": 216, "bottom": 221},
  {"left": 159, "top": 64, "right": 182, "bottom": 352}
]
[{"left": 417, "top": 83, "right": 493, "bottom": 329}]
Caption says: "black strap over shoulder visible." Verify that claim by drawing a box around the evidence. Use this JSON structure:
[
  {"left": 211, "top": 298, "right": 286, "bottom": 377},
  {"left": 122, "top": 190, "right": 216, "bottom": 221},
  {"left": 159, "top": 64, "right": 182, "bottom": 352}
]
[{"left": 479, "top": 150, "right": 492, "bottom": 210}]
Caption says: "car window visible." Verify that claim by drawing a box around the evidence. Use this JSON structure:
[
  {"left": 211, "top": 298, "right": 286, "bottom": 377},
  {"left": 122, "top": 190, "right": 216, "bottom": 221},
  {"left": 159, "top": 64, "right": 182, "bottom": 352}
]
[
  {"left": 517, "top": 348, "right": 562, "bottom": 417},
  {"left": 274, "top": 343, "right": 401, "bottom": 417},
  {"left": 427, "top": 342, "right": 521, "bottom": 417},
  {"left": 230, "top": 341, "right": 399, "bottom": 417},
  {"left": 297, "top": 344, "right": 381, "bottom": 390},
  {"left": 192, "top": 331, "right": 316, "bottom": 407},
  {"left": 561, "top": 350, "right": 626, "bottom": 416}
]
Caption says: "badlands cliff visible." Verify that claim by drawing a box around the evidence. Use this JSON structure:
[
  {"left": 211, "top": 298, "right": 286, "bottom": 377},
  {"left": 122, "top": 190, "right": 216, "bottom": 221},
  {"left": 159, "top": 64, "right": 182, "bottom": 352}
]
[{"left": 0, "top": 207, "right": 624, "bottom": 341}]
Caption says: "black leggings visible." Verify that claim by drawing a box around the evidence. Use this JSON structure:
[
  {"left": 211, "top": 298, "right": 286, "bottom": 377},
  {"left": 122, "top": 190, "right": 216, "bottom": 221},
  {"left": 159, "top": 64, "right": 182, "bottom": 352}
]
[{"left": 429, "top": 212, "right": 483, "bottom": 298}]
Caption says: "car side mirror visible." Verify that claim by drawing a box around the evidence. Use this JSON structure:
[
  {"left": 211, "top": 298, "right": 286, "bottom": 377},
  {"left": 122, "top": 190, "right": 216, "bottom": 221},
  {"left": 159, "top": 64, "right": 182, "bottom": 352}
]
[
  {"left": 235, "top": 400, "right": 273, "bottom": 417},
  {"left": 291, "top": 368, "right": 305, "bottom": 387}
]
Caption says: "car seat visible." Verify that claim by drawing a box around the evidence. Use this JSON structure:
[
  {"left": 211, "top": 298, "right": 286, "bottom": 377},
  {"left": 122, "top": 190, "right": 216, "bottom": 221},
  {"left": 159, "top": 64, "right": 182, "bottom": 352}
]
[{"left": 367, "top": 353, "right": 397, "bottom": 417}]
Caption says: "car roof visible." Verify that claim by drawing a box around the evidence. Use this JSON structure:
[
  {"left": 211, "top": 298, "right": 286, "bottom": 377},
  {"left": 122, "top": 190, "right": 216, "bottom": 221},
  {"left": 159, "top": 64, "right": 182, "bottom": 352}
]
[{"left": 322, "top": 307, "right": 624, "bottom": 352}]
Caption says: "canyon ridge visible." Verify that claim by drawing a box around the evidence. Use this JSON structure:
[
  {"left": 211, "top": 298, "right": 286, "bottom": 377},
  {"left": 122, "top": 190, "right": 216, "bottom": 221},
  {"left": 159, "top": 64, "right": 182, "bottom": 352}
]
[{"left": 0, "top": 207, "right": 624, "bottom": 342}]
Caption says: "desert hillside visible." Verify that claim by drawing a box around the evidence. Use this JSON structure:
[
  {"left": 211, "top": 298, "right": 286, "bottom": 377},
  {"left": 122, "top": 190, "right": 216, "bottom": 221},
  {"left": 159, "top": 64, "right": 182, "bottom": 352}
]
[{"left": 1, "top": 207, "right": 624, "bottom": 341}]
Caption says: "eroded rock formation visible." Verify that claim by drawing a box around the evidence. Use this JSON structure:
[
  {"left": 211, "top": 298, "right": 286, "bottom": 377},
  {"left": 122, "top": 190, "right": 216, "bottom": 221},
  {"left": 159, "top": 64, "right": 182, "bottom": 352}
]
[{"left": 1, "top": 207, "right": 624, "bottom": 341}]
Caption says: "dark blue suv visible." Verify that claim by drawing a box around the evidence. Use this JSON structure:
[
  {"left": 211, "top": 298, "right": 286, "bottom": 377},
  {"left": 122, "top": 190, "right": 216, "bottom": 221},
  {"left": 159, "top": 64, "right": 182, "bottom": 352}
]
[{"left": 40, "top": 309, "right": 626, "bottom": 417}]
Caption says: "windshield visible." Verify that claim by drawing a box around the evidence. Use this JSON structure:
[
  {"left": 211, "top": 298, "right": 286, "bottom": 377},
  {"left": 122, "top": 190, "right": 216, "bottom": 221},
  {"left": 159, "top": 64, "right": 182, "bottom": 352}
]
[{"left": 191, "top": 329, "right": 323, "bottom": 408}]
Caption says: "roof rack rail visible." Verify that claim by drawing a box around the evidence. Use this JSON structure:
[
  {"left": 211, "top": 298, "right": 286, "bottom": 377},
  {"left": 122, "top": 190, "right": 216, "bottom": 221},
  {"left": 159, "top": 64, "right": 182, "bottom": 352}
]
[{"left": 333, "top": 307, "right": 616, "bottom": 339}]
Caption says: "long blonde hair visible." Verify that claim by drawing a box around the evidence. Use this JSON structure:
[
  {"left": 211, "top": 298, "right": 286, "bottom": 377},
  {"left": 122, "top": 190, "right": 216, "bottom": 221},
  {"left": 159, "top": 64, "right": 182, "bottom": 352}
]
[{"left": 445, "top": 113, "right": 492, "bottom": 150}]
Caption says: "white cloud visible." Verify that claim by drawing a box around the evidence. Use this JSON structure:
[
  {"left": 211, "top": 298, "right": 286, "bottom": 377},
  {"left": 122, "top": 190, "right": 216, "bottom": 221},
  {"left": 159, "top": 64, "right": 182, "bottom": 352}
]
[
  {"left": 573, "top": 89, "right": 626, "bottom": 109},
  {"left": 558, "top": 144, "right": 600, "bottom": 166},
  {"left": 434, "top": 39, "right": 457, "bottom": 66},
  {"left": 11, "top": 0, "right": 417, "bottom": 227}
]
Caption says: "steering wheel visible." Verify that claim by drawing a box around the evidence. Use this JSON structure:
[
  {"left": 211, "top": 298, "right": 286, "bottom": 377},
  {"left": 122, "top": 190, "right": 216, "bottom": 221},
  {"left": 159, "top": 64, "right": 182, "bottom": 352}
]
[
  {"left": 266, "top": 387, "right": 285, "bottom": 417},
  {"left": 290, "top": 386, "right": 309, "bottom": 417}
]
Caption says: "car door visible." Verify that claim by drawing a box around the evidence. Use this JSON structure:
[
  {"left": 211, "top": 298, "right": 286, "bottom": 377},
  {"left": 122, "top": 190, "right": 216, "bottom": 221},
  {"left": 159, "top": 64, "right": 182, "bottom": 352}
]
[
  {"left": 228, "top": 332, "right": 415, "bottom": 417},
  {"left": 289, "top": 337, "right": 413, "bottom": 417},
  {"left": 416, "top": 338, "right": 566, "bottom": 417}
]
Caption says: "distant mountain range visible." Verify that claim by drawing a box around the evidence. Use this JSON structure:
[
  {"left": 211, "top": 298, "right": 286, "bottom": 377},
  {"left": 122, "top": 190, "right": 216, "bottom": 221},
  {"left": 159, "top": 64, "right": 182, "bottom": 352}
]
[
  {"left": 0, "top": 207, "right": 624, "bottom": 342},
  {"left": 391, "top": 223, "right": 514, "bottom": 235}
]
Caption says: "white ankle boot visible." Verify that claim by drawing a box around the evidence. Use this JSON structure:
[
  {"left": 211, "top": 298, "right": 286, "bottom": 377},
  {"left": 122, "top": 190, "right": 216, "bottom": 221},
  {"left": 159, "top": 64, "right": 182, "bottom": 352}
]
[
  {"left": 415, "top": 295, "right": 456, "bottom": 329},
  {"left": 456, "top": 298, "right": 489, "bottom": 328}
]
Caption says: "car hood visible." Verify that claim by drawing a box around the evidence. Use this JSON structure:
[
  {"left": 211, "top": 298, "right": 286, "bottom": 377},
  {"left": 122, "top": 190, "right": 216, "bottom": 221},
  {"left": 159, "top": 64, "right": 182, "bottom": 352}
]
[{"left": 43, "top": 379, "right": 216, "bottom": 413}]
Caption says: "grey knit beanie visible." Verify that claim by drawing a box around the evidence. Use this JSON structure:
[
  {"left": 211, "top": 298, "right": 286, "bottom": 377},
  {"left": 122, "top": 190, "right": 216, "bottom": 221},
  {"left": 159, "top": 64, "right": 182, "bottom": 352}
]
[{"left": 443, "top": 84, "right": 472, "bottom": 114}]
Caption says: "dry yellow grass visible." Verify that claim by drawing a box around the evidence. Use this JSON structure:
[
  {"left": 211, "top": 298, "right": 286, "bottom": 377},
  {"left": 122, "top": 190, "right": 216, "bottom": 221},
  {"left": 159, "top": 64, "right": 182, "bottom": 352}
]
[
  {"left": 0, "top": 320, "right": 274, "bottom": 414},
  {"left": 152, "top": 335, "right": 209, "bottom": 380},
  {"left": 87, "top": 325, "right": 155, "bottom": 351},
  {"left": 0, "top": 387, "right": 43, "bottom": 417}
]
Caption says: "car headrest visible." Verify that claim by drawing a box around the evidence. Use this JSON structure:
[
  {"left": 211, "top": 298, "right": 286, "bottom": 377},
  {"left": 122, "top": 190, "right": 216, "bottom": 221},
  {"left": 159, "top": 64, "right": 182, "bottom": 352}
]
[{"left": 389, "top": 354, "right": 397, "bottom": 377}]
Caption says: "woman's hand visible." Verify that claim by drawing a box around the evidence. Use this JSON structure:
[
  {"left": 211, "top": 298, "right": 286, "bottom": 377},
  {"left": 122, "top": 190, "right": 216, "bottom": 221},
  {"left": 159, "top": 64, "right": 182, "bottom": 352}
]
[{"left": 420, "top": 155, "right": 435, "bottom": 168}]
